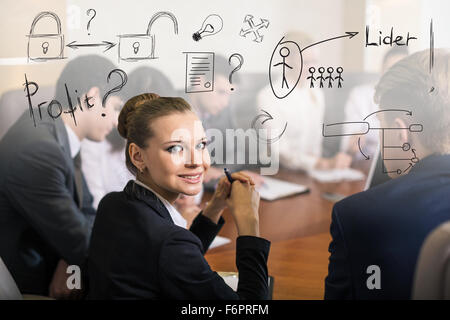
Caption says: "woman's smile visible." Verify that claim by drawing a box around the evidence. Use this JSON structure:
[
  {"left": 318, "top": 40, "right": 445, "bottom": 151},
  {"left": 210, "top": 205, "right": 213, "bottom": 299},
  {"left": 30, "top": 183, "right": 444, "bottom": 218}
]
[{"left": 177, "top": 171, "right": 203, "bottom": 184}]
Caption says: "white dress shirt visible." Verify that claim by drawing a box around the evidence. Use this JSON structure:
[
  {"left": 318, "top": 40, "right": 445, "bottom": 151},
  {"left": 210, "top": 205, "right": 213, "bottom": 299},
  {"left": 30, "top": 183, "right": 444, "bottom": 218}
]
[
  {"left": 257, "top": 84, "right": 325, "bottom": 172},
  {"left": 134, "top": 179, "right": 187, "bottom": 229},
  {"left": 81, "top": 139, "right": 134, "bottom": 209},
  {"left": 64, "top": 124, "right": 81, "bottom": 158}
]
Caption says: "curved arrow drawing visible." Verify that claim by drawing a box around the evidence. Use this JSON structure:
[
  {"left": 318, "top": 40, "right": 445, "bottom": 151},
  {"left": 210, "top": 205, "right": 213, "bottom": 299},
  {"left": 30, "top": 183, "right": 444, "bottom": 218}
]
[
  {"left": 300, "top": 31, "right": 358, "bottom": 52},
  {"left": 251, "top": 110, "right": 288, "bottom": 144},
  {"left": 363, "top": 109, "right": 412, "bottom": 121},
  {"left": 358, "top": 137, "right": 370, "bottom": 160}
]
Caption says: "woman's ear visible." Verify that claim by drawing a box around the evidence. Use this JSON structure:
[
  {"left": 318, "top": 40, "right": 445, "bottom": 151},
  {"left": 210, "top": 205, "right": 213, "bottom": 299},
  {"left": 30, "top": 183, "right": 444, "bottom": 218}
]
[
  {"left": 394, "top": 117, "right": 409, "bottom": 144},
  {"left": 129, "top": 143, "right": 145, "bottom": 172}
]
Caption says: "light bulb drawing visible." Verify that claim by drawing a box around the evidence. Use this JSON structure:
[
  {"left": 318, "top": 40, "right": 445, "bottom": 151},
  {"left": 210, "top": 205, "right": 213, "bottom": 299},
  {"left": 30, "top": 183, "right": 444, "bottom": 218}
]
[{"left": 192, "top": 14, "right": 223, "bottom": 41}]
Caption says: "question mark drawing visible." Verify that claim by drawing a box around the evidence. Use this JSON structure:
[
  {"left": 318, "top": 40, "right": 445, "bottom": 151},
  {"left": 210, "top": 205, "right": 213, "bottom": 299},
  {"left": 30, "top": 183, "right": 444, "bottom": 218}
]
[
  {"left": 228, "top": 53, "right": 244, "bottom": 91},
  {"left": 102, "top": 69, "right": 127, "bottom": 117},
  {"left": 86, "top": 9, "right": 96, "bottom": 35}
]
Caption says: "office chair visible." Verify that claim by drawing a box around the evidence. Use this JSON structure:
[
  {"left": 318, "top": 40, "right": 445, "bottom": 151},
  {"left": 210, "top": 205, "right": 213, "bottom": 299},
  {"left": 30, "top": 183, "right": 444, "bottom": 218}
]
[
  {"left": 0, "top": 257, "right": 22, "bottom": 300},
  {"left": 412, "top": 221, "right": 450, "bottom": 299}
]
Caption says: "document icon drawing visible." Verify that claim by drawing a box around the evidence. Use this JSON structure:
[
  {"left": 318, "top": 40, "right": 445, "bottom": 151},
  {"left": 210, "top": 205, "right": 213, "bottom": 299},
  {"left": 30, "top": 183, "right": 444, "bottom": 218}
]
[{"left": 184, "top": 52, "right": 215, "bottom": 93}]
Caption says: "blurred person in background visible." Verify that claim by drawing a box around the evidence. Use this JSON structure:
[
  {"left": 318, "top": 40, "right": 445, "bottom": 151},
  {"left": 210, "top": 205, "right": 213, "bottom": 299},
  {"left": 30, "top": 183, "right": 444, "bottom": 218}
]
[
  {"left": 258, "top": 31, "right": 352, "bottom": 173},
  {"left": 0, "top": 55, "right": 119, "bottom": 299},
  {"left": 187, "top": 55, "right": 265, "bottom": 191},
  {"left": 340, "top": 46, "right": 409, "bottom": 159}
]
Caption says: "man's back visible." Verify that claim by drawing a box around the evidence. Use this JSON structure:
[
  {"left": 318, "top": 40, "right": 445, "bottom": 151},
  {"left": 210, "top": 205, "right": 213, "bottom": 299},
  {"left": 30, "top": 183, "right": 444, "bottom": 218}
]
[
  {"left": 0, "top": 112, "right": 94, "bottom": 295},
  {"left": 325, "top": 154, "right": 450, "bottom": 299}
]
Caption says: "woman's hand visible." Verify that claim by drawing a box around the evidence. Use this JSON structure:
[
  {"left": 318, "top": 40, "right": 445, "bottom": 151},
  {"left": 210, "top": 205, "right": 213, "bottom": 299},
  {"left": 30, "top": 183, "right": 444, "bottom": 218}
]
[
  {"left": 202, "top": 171, "right": 254, "bottom": 224},
  {"left": 226, "top": 180, "right": 261, "bottom": 237},
  {"left": 241, "top": 170, "right": 265, "bottom": 188}
]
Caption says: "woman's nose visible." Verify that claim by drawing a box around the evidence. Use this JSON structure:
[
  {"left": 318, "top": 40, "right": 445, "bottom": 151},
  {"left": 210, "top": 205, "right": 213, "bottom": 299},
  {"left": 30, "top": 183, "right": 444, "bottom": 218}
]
[{"left": 185, "top": 149, "right": 202, "bottom": 167}]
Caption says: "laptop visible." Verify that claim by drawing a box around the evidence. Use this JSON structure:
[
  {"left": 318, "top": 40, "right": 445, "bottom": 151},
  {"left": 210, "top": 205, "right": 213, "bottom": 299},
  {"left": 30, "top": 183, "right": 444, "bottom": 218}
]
[{"left": 322, "top": 145, "right": 391, "bottom": 202}]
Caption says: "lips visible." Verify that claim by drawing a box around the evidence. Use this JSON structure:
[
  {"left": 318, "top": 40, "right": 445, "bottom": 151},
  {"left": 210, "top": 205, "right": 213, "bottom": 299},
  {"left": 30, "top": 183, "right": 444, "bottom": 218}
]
[{"left": 178, "top": 172, "right": 203, "bottom": 184}]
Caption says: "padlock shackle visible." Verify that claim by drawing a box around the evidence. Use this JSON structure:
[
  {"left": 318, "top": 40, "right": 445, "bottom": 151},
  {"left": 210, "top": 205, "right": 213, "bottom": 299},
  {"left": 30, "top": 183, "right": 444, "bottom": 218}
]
[
  {"left": 29, "top": 11, "right": 62, "bottom": 36},
  {"left": 147, "top": 11, "right": 178, "bottom": 36}
]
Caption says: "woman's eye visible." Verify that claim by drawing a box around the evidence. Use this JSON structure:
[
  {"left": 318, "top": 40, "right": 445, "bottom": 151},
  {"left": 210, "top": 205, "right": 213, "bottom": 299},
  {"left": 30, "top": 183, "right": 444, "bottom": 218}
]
[
  {"left": 196, "top": 141, "right": 208, "bottom": 150},
  {"left": 167, "top": 145, "right": 183, "bottom": 153}
]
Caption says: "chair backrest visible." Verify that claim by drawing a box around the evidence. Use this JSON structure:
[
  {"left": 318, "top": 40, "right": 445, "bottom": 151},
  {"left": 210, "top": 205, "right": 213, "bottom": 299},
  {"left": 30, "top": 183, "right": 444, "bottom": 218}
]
[
  {"left": 0, "top": 257, "right": 22, "bottom": 300},
  {"left": 413, "top": 221, "right": 450, "bottom": 299}
]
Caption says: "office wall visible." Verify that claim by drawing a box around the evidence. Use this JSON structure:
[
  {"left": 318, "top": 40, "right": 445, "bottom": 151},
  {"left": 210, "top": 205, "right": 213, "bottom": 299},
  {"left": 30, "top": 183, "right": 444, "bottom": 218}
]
[
  {"left": 1, "top": 0, "right": 350, "bottom": 94},
  {"left": 1, "top": 0, "right": 448, "bottom": 102}
]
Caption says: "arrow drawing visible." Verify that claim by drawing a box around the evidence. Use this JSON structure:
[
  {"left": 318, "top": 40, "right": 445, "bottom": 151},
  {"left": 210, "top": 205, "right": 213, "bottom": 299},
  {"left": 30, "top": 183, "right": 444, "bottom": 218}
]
[
  {"left": 403, "top": 162, "right": 413, "bottom": 173},
  {"left": 300, "top": 31, "right": 358, "bottom": 52},
  {"left": 363, "top": 108, "right": 412, "bottom": 121},
  {"left": 251, "top": 109, "right": 273, "bottom": 128},
  {"left": 251, "top": 109, "right": 288, "bottom": 144},
  {"left": 322, "top": 108, "right": 423, "bottom": 175},
  {"left": 66, "top": 41, "right": 116, "bottom": 52},
  {"left": 239, "top": 14, "right": 270, "bottom": 43},
  {"left": 358, "top": 137, "right": 370, "bottom": 160}
]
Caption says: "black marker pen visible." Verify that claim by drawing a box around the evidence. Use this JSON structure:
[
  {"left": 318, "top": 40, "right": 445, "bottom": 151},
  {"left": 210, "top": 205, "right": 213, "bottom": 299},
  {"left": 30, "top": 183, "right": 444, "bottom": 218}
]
[{"left": 224, "top": 168, "right": 234, "bottom": 183}]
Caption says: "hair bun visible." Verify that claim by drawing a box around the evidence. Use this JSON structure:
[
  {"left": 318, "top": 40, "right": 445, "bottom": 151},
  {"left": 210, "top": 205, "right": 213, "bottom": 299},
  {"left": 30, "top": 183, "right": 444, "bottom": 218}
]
[{"left": 117, "top": 93, "right": 160, "bottom": 139}]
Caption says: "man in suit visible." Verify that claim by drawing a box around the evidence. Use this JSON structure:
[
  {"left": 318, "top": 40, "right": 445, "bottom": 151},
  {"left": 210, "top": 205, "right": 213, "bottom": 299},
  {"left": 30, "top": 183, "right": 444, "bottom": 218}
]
[
  {"left": 325, "top": 49, "right": 450, "bottom": 299},
  {"left": 0, "top": 55, "right": 121, "bottom": 298}
]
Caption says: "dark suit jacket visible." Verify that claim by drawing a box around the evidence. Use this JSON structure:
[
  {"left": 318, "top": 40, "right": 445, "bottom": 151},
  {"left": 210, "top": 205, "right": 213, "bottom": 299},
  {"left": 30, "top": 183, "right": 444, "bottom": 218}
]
[
  {"left": 88, "top": 180, "right": 271, "bottom": 299},
  {"left": 0, "top": 111, "right": 95, "bottom": 295},
  {"left": 325, "top": 154, "right": 450, "bottom": 299}
]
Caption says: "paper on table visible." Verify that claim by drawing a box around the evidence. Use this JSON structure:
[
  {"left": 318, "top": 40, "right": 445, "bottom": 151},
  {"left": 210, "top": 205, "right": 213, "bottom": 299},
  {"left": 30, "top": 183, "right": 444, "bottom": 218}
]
[
  {"left": 309, "top": 168, "right": 365, "bottom": 183},
  {"left": 209, "top": 235, "right": 231, "bottom": 249},
  {"left": 256, "top": 176, "right": 309, "bottom": 201},
  {"left": 218, "top": 272, "right": 239, "bottom": 291},
  {"left": 218, "top": 272, "right": 274, "bottom": 299}
]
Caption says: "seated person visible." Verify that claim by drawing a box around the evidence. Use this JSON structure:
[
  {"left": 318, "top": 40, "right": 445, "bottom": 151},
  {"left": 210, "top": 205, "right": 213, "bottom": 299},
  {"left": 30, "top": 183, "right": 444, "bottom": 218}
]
[
  {"left": 341, "top": 46, "right": 409, "bottom": 159},
  {"left": 257, "top": 31, "right": 351, "bottom": 172},
  {"left": 0, "top": 55, "right": 119, "bottom": 298},
  {"left": 187, "top": 55, "right": 265, "bottom": 189},
  {"left": 325, "top": 49, "right": 450, "bottom": 299},
  {"left": 88, "top": 93, "right": 271, "bottom": 299}
]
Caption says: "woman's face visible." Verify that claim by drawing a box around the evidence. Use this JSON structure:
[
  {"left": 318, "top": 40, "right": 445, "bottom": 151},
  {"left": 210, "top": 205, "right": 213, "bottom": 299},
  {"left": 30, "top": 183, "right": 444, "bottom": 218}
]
[{"left": 138, "top": 111, "right": 210, "bottom": 201}]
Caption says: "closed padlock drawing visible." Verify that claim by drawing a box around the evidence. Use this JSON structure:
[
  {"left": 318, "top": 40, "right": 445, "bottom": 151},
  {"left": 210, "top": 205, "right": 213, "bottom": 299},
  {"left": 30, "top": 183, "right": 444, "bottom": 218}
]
[
  {"left": 118, "top": 11, "right": 178, "bottom": 62},
  {"left": 27, "top": 11, "right": 65, "bottom": 62}
]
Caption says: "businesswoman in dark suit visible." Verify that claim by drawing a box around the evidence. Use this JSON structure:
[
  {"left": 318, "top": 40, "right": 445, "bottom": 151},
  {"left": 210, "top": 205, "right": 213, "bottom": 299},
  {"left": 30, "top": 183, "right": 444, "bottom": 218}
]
[{"left": 88, "top": 93, "right": 271, "bottom": 299}]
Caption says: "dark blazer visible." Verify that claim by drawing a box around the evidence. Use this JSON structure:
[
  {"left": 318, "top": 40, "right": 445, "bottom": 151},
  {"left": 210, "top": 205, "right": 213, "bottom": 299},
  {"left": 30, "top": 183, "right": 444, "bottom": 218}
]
[
  {"left": 88, "top": 180, "right": 271, "bottom": 299},
  {"left": 0, "top": 111, "right": 95, "bottom": 295},
  {"left": 325, "top": 154, "right": 450, "bottom": 299}
]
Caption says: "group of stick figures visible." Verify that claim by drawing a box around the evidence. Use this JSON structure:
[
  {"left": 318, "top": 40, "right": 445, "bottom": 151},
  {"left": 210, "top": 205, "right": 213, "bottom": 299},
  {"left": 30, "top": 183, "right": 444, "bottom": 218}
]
[{"left": 307, "top": 66, "right": 344, "bottom": 88}]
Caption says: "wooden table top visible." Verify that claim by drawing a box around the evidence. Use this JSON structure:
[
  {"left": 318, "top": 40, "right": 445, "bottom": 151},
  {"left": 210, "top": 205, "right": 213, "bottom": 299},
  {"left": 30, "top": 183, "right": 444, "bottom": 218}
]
[{"left": 203, "top": 163, "right": 369, "bottom": 299}]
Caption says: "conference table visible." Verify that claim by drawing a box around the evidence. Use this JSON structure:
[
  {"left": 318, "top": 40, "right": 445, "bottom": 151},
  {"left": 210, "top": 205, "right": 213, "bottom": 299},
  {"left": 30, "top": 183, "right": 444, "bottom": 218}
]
[{"left": 201, "top": 162, "right": 370, "bottom": 300}]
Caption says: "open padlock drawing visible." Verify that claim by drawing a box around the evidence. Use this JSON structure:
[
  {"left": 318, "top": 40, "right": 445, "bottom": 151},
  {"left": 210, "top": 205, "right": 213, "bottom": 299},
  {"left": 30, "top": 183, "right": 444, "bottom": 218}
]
[
  {"left": 118, "top": 11, "right": 178, "bottom": 62},
  {"left": 27, "top": 11, "right": 65, "bottom": 62}
]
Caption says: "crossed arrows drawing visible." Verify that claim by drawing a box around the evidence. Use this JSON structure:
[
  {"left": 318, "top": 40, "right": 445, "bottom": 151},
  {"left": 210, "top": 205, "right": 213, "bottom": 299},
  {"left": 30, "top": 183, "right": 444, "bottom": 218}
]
[{"left": 239, "top": 14, "right": 270, "bottom": 43}]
